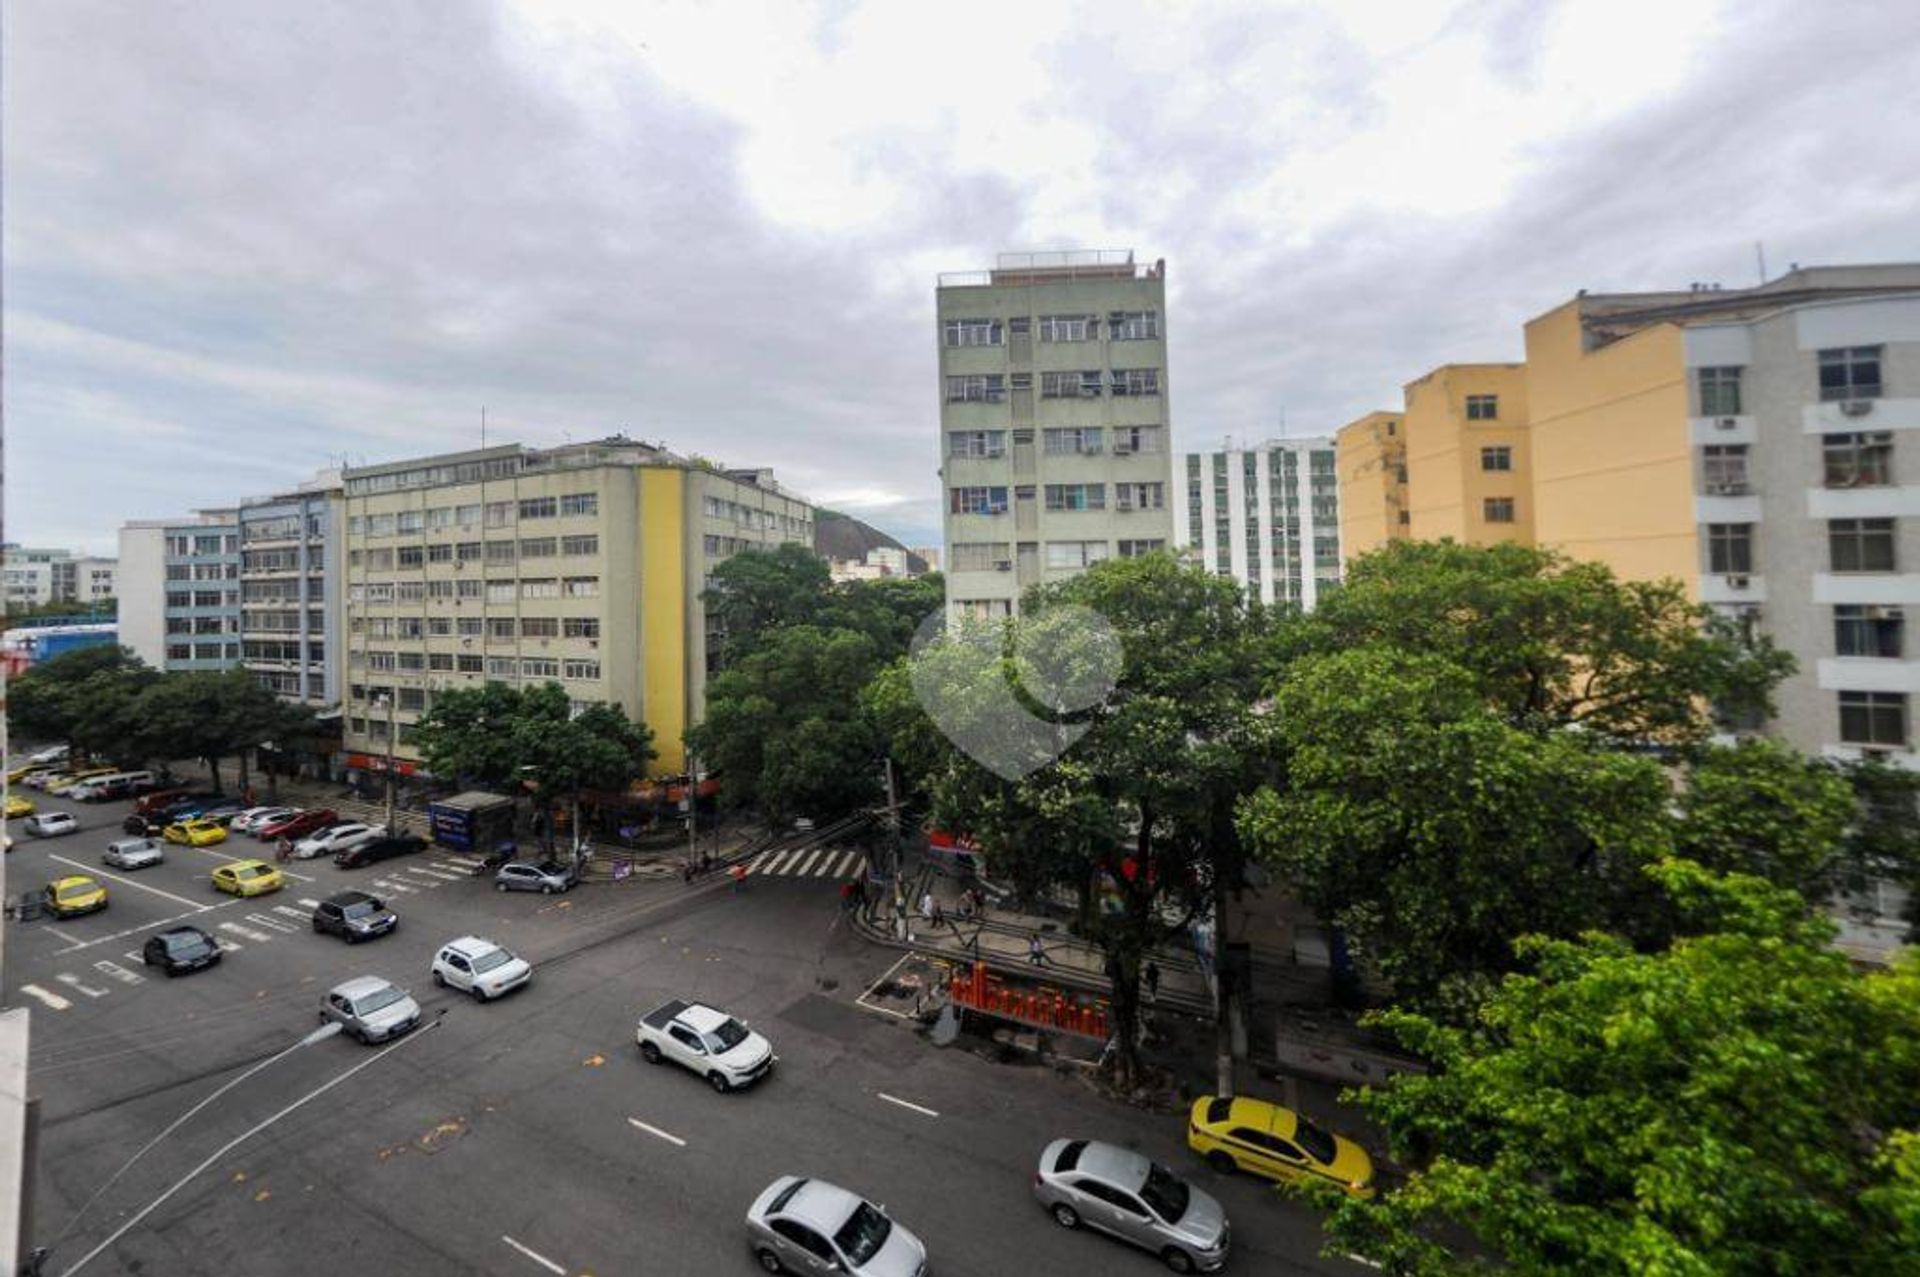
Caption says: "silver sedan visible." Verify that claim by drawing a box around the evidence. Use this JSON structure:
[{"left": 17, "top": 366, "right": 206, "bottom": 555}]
[
  {"left": 1033, "top": 1139, "right": 1229, "bottom": 1274},
  {"left": 103, "top": 837, "right": 165, "bottom": 870},
  {"left": 319, "top": 975, "right": 422, "bottom": 1044},
  {"left": 746, "top": 1176, "right": 928, "bottom": 1277}
]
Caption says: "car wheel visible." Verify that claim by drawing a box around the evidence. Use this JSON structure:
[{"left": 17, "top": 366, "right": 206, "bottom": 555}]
[
  {"left": 1162, "top": 1247, "right": 1196, "bottom": 1274},
  {"left": 432, "top": 970, "right": 445, "bottom": 987},
  {"left": 1206, "top": 1150, "right": 1237, "bottom": 1175},
  {"left": 1051, "top": 1203, "right": 1080, "bottom": 1230},
  {"left": 470, "top": 986, "right": 487, "bottom": 1003},
  {"left": 542, "top": 884, "right": 555, "bottom": 895},
  {"left": 640, "top": 1041, "right": 662, "bottom": 1065},
  {"left": 707, "top": 1071, "right": 731, "bottom": 1094},
  {"left": 495, "top": 881, "right": 508, "bottom": 892},
  {"left": 312, "top": 919, "right": 324, "bottom": 932},
  {"left": 754, "top": 1248, "right": 784, "bottom": 1275}
]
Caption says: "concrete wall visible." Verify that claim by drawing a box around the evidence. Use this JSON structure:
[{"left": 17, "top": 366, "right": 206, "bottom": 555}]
[
  {"left": 115, "top": 524, "right": 167, "bottom": 667},
  {"left": 1403, "top": 363, "right": 1533, "bottom": 545},
  {"left": 1334, "top": 411, "right": 1405, "bottom": 563}
]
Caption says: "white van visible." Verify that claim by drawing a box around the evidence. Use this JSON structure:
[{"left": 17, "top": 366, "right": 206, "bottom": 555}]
[{"left": 71, "top": 771, "right": 155, "bottom": 801}]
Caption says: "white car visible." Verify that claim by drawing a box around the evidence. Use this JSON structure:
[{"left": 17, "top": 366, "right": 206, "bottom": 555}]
[
  {"left": 25, "top": 812, "right": 79, "bottom": 838},
  {"left": 103, "top": 837, "right": 166, "bottom": 870},
  {"left": 636, "top": 999, "right": 776, "bottom": 1092},
  {"left": 746, "top": 1178, "right": 929, "bottom": 1277},
  {"left": 430, "top": 936, "right": 533, "bottom": 1002},
  {"left": 291, "top": 822, "right": 378, "bottom": 859},
  {"left": 231, "top": 806, "right": 295, "bottom": 833}
]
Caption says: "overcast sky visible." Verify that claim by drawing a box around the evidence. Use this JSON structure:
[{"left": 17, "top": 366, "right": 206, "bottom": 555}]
[{"left": 7, "top": 0, "right": 1918, "bottom": 556}]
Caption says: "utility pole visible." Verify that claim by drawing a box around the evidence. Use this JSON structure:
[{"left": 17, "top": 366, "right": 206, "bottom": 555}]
[
  {"left": 685, "top": 749, "right": 699, "bottom": 865},
  {"left": 379, "top": 692, "right": 397, "bottom": 834},
  {"left": 882, "top": 756, "right": 907, "bottom": 939}
]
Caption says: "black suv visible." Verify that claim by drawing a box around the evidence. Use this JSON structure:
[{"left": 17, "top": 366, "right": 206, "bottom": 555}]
[
  {"left": 311, "top": 891, "right": 398, "bottom": 944},
  {"left": 142, "top": 925, "right": 222, "bottom": 976},
  {"left": 123, "top": 792, "right": 216, "bottom": 835},
  {"left": 335, "top": 832, "right": 427, "bottom": 869}
]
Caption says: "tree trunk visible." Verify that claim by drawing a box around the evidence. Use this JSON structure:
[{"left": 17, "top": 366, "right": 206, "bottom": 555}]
[
  {"left": 1214, "top": 862, "right": 1236, "bottom": 1098},
  {"left": 206, "top": 755, "right": 223, "bottom": 794},
  {"left": 237, "top": 748, "right": 252, "bottom": 798}
]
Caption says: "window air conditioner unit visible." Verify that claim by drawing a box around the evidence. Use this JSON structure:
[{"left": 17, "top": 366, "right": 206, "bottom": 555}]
[
  {"left": 1841, "top": 399, "right": 1875, "bottom": 417},
  {"left": 1865, "top": 605, "right": 1903, "bottom": 621},
  {"left": 1116, "top": 500, "right": 1134, "bottom": 512},
  {"left": 1726, "top": 574, "right": 1751, "bottom": 590},
  {"left": 1715, "top": 417, "right": 1739, "bottom": 430},
  {"left": 1112, "top": 443, "right": 1133, "bottom": 455},
  {"left": 994, "top": 560, "right": 1014, "bottom": 572}
]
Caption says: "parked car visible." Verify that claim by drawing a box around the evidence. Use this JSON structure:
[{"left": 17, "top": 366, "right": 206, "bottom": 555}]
[
  {"left": 7, "top": 761, "right": 57, "bottom": 785},
  {"left": 292, "top": 822, "right": 377, "bottom": 860},
  {"left": 335, "top": 832, "right": 427, "bottom": 869},
  {"left": 1185, "top": 1095, "right": 1374, "bottom": 1198},
  {"left": 257, "top": 808, "right": 336, "bottom": 842},
  {"left": 103, "top": 837, "right": 166, "bottom": 870},
  {"left": 25, "top": 812, "right": 79, "bottom": 838},
  {"left": 46, "top": 768, "right": 116, "bottom": 797},
  {"left": 320, "top": 975, "right": 421, "bottom": 1044},
  {"left": 745, "top": 1177, "right": 928, "bottom": 1277},
  {"left": 143, "top": 925, "right": 222, "bottom": 976},
  {"left": 133, "top": 788, "right": 199, "bottom": 818},
  {"left": 195, "top": 798, "right": 248, "bottom": 823},
  {"left": 430, "top": 936, "right": 532, "bottom": 1001},
  {"left": 71, "top": 771, "right": 155, "bottom": 802},
  {"left": 4, "top": 794, "right": 33, "bottom": 819},
  {"left": 637, "top": 999, "right": 775, "bottom": 1092},
  {"left": 311, "top": 890, "right": 397, "bottom": 943},
  {"left": 231, "top": 806, "right": 295, "bottom": 834},
  {"left": 164, "top": 818, "right": 230, "bottom": 847},
  {"left": 1034, "top": 1138, "right": 1230, "bottom": 1274},
  {"left": 493, "top": 859, "right": 577, "bottom": 895},
  {"left": 45, "top": 874, "right": 107, "bottom": 918},
  {"left": 211, "top": 859, "right": 285, "bottom": 897}
]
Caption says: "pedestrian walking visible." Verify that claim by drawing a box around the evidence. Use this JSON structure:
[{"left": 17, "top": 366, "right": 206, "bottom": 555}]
[
  {"left": 839, "top": 880, "right": 856, "bottom": 912},
  {"left": 244, "top": 785, "right": 257, "bottom": 807},
  {"left": 920, "top": 890, "right": 934, "bottom": 921},
  {"left": 958, "top": 891, "right": 975, "bottom": 921},
  {"left": 730, "top": 863, "right": 748, "bottom": 893},
  {"left": 930, "top": 898, "right": 945, "bottom": 927},
  {"left": 1028, "top": 935, "right": 1049, "bottom": 966},
  {"left": 1145, "top": 961, "right": 1162, "bottom": 1002}
]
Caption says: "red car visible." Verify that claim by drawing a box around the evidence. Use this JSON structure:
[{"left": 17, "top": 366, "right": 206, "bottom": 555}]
[{"left": 256, "top": 809, "right": 337, "bottom": 841}]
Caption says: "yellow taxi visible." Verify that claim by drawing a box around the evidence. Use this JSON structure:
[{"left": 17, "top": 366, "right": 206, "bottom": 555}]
[
  {"left": 164, "top": 817, "right": 230, "bottom": 847},
  {"left": 5, "top": 794, "right": 34, "bottom": 819},
  {"left": 212, "top": 859, "right": 284, "bottom": 897},
  {"left": 7, "top": 763, "right": 54, "bottom": 784},
  {"left": 46, "top": 874, "right": 108, "bottom": 918},
  {"left": 1187, "top": 1095, "right": 1375, "bottom": 1198}
]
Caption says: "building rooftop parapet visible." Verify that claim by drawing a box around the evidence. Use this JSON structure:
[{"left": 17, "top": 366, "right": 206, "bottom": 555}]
[{"left": 938, "top": 249, "right": 1165, "bottom": 288}]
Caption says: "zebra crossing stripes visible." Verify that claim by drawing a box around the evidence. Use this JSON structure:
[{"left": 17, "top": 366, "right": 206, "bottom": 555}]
[
  {"left": 747, "top": 848, "right": 865, "bottom": 880},
  {"left": 219, "top": 921, "right": 275, "bottom": 943}
]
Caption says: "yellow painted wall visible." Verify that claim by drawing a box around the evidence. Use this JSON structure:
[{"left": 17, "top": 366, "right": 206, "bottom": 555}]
[
  {"left": 1401, "top": 364, "right": 1533, "bottom": 546},
  {"left": 1523, "top": 301, "right": 1695, "bottom": 592},
  {"left": 640, "top": 468, "right": 688, "bottom": 772},
  {"left": 1335, "top": 410, "right": 1405, "bottom": 562}
]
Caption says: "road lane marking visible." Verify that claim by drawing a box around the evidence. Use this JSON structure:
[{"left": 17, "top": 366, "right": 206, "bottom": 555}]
[
  {"left": 271, "top": 905, "right": 308, "bottom": 921},
  {"left": 745, "top": 850, "right": 773, "bottom": 875},
  {"left": 46, "top": 854, "right": 210, "bottom": 910},
  {"left": 626, "top": 1116, "right": 687, "bottom": 1147},
  {"left": 178, "top": 844, "right": 317, "bottom": 881},
  {"left": 218, "top": 922, "right": 273, "bottom": 943},
  {"left": 245, "top": 913, "right": 299, "bottom": 934},
  {"left": 45, "top": 927, "right": 84, "bottom": 947},
  {"left": 500, "top": 1235, "right": 567, "bottom": 1275},
  {"left": 372, "top": 879, "right": 415, "bottom": 894},
  {"left": 877, "top": 1092, "right": 939, "bottom": 1118},
  {"left": 52, "top": 904, "right": 244, "bottom": 955},
  {"left": 215, "top": 938, "right": 243, "bottom": 952},
  {"left": 1342, "top": 1255, "right": 1385, "bottom": 1270},
  {"left": 54, "top": 973, "right": 110, "bottom": 999},
  {"left": 297, "top": 898, "right": 322, "bottom": 909},
  {"left": 816, "top": 850, "right": 847, "bottom": 878},
  {"left": 760, "top": 848, "right": 796, "bottom": 875},
  {"left": 19, "top": 984, "right": 71, "bottom": 1010},
  {"left": 795, "top": 848, "right": 826, "bottom": 876},
  {"left": 407, "top": 866, "right": 462, "bottom": 881},
  {"left": 123, "top": 950, "right": 145, "bottom": 965},
  {"left": 93, "top": 960, "right": 143, "bottom": 986},
  {"left": 853, "top": 856, "right": 868, "bottom": 878}
]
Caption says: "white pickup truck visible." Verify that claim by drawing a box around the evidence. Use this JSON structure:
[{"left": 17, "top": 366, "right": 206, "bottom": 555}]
[{"left": 635, "top": 999, "right": 775, "bottom": 1093}]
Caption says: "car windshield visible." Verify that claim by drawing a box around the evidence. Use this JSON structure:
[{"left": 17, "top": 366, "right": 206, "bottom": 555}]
[
  {"left": 57, "top": 884, "right": 94, "bottom": 900},
  {"left": 705, "top": 1019, "right": 751, "bottom": 1053},
  {"left": 165, "top": 933, "right": 209, "bottom": 953},
  {"left": 471, "top": 948, "right": 514, "bottom": 973},
  {"left": 352, "top": 987, "right": 405, "bottom": 1015},
  {"left": 536, "top": 861, "right": 566, "bottom": 876},
  {"left": 1294, "top": 1117, "right": 1338, "bottom": 1165},
  {"left": 239, "top": 865, "right": 267, "bottom": 878},
  {"left": 1140, "top": 1163, "right": 1191, "bottom": 1223},
  {"left": 832, "top": 1201, "right": 892, "bottom": 1265},
  {"left": 342, "top": 900, "right": 381, "bottom": 919}
]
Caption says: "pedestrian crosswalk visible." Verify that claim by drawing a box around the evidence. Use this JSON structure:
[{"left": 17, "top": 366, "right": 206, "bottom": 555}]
[{"left": 743, "top": 847, "right": 868, "bottom": 880}]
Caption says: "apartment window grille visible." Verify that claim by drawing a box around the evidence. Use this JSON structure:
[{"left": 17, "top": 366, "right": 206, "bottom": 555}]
[
  {"left": 1040, "top": 371, "right": 1100, "bottom": 399},
  {"left": 1117, "top": 540, "right": 1166, "bottom": 557},
  {"left": 485, "top": 541, "right": 517, "bottom": 564},
  {"left": 946, "top": 374, "right": 1006, "bottom": 403},
  {"left": 521, "top": 658, "right": 560, "bottom": 679},
  {"left": 942, "top": 318, "right": 1002, "bottom": 347},
  {"left": 1038, "top": 314, "right": 1095, "bottom": 343},
  {"left": 517, "top": 497, "right": 556, "bottom": 521},
  {"left": 1840, "top": 690, "right": 1908, "bottom": 747},
  {"left": 520, "top": 538, "right": 558, "bottom": 559},
  {"left": 1483, "top": 497, "right": 1517, "bottom": 524},
  {"left": 516, "top": 578, "right": 557, "bottom": 600},
  {"left": 428, "top": 617, "right": 453, "bottom": 636},
  {"left": 949, "top": 543, "right": 1007, "bottom": 572},
  {"left": 563, "top": 577, "right": 600, "bottom": 598},
  {"left": 486, "top": 657, "right": 517, "bottom": 677},
  {"left": 1115, "top": 482, "right": 1165, "bottom": 511},
  {"left": 427, "top": 543, "right": 453, "bottom": 564},
  {"left": 563, "top": 617, "right": 601, "bottom": 639},
  {"left": 563, "top": 659, "right": 601, "bottom": 680},
  {"left": 486, "top": 582, "right": 515, "bottom": 603},
  {"left": 1836, "top": 604, "right": 1904, "bottom": 658},
  {"left": 949, "top": 431, "right": 1007, "bottom": 459},
  {"left": 1043, "top": 428, "right": 1103, "bottom": 455},
  {"left": 1699, "top": 366, "right": 1743, "bottom": 416},
  {"left": 1108, "top": 311, "right": 1159, "bottom": 340},
  {"left": 1045, "top": 541, "right": 1110, "bottom": 569},
  {"left": 1707, "top": 523, "right": 1753, "bottom": 574},
  {"left": 1008, "top": 318, "right": 1030, "bottom": 339},
  {"left": 1110, "top": 368, "right": 1160, "bottom": 397},
  {"left": 395, "top": 581, "right": 425, "bottom": 602},
  {"left": 1830, "top": 518, "right": 1897, "bottom": 573},
  {"left": 458, "top": 617, "right": 484, "bottom": 637},
  {"left": 1112, "top": 425, "right": 1163, "bottom": 454},
  {"left": 1820, "top": 346, "right": 1883, "bottom": 401},
  {"left": 1824, "top": 432, "right": 1894, "bottom": 487},
  {"left": 561, "top": 535, "right": 599, "bottom": 556},
  {"left": 488, "top": 618, "right": 517, "bottom": 640},
  {"left": 1465, "top": 394, "right": 1499, "bottom": 420},
  {"left": 559, "top": 492, "right": 598, "bottom": 517},
  {"left": 948, "top": 486, "right": 1009, "bottom": 515},
  {"left": 396, "top": 510, "right": 425, "bottom": 534},
  {"left": 1702, "top": 445, "right": 1750, "bottom": 491},
  {"left": 1480, "top": 446, "right": 1512, "bottom": 472},
  {"left": 457, "top": 654, "right": 484, "bottom": 673},
  {"left": 1044, "top": 484, "right": 1106, "bottom": 512},
  {"left": 426, "top": 507, "right": 454, "bottom": 530}
]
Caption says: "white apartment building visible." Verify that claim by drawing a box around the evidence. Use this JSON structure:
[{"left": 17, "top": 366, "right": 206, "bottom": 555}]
[
  {"left": 936, "top": 251, "right": 1177, "bottom": 618},
  {"left": 2, "top": 547, "right": 117, "bottom": 612},
  {"left": 1175, "top": 437, "right": 1343, "bottom": 609},
  {"left": 117, "top": 512, "right": 243, "bottom": 671},
  {"left": 239, "top": 472, "right": 344, "bottom": 707}
]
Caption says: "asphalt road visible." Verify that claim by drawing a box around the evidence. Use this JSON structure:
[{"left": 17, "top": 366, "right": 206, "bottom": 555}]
[{"left": 4, "top": 793, "right": 1368, "bottom": 1277}]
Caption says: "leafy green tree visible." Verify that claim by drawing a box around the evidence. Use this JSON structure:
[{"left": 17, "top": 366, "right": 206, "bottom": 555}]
[
  {"left": 1279, "top": 541, "right": 1792, "bottom": 746},
  {"left": 410, "top": 681, "right": 532, "bottom": 791},
  {"left": 1673, "top": 738, "right": 1857, "bottom": 897},
  {"left": 1322, "top": 861, "right": 1920, "bottom": 1276},
  {"left": 1239, "top": 646, "right": 1676, "bottom": 1010},
  {"left": 9, "top": 645, "right": 154, "bottom": 755},
  {"left": 122, "top": 668, "right": 309, "bottom": 793},
  {"left": 817, "top": 573, "right": 945, "bottom": 654},
  {"left": 511, "top": 684, "right": 655, "bottom": 852},
  {"left": 703, "top": 544, "right": 834, "bottom": 663},
  {"left": 1835, "top": 755, "right": 1920, "bottom": 941}
]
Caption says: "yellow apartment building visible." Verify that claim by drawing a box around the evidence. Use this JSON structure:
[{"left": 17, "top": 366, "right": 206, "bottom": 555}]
[
  {"left": 1333, "top": 410, "right": 1407, "bottom": 563},
  {"left": 337, "top": 438, "right": 814, "bottom": 777},
  {"left": 1400, "top": 363, "right": 1533, "bottom": 546}
]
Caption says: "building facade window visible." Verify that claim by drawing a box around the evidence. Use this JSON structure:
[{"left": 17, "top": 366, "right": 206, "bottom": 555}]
[
  {"left": 1044, "top": 541, "right": 1109, "bottom": 569},
  {"left": 521, "top": 617, "right": 560, "bottom": 638},
  {"left": 1819, "top": 346, "right": 1883, "bottom": 401},
  {"left": 1465, "top": 394, "right": 1499, "bottom": 420},
  {"left": 1698, "top": 366, "right": 1743, "bottom": 416},
  {"left": 942, "top": 318, "right": 1002, "bottom": 347},
  {"left": 1044, "top": 484, "right": 1106, "bottom": 512},
  {"left": 1840, "top": 690, "right": 1908, "bottom": 747},
  {"left": 948, "top": 486, "right": 1009, "bottom": 515},
  {"left": 1830, "top": 518, "right": 1897, "bottom": 572},
  {"left": 1043, "top": 427, "right": 1103, "bottom": 455},
  {"left": 1038, "top": 314, "right": 1095, "bottom": 343},
  {"left": 518, "top": 497, "right": 557, "bottom": 520},
  {"left": 563, "top": 617, "right": 601, "bottom": 639},
  {"left": 1108, "top": 310, "right": 1159, "bottom": 340},
  {"left": 949, "top": 542, "right": 1009, "bottom": 572},
  {"left": 1835, "top": 605, "right": 1904, "bottom": 658},
  {"left": 1702, "top": 444, "right": 1750, "bottom": 492},
  {"left": 1483, "top": 497, "right": 1516, "bottom": 524},
  {"left": 945, "top": 374, "right": 1006, "bottom": 403},
  {"left": 948, "top": 431, "right": 1007, "bottom": 459},
  {"left": 559, "top": 492, "right": 598, "bottom": 517},
  {"left": 1480, "top": 446, "right": 1512, "bottom": 472},
  {"left": 560, "top": 534, "right": 599, "bottom": 556},
  {"left": 1824, "top": 432, "right": 1894, "bottom": 487},
  {"left": 1115, "top": 482, "right": 1165, "bottom": 510},
  {"left": 1110, "top": 368, "right": 1160, "bottom": 397},
  {"left": 519, "top": 537, "right": 558, "bottom": 559},
  {"left": 1040, "top": 371, "right": 1102, "bottom": 399},
  {"left": 1707, "top": 522, "right": 1753, "bottom": 573},
  {"left": 1112, "top": 425, "right": 1164, "bottom": 454},
  {"left": 1116, "top": 539, "right": 1166, "bottom": 558}
]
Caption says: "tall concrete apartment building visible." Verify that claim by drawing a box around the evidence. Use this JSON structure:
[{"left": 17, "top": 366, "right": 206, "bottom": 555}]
[
  {"left": 1333, "top": 411, "right": 1408, "bottom": 562},
  {"left": 238, "top": 473, "right": 343, "bottom": 707},
  {"left": 337, "top": 437, "right": 812, "bottom": 776},
  {"left": 117, "top": 511, "right": 242, "bottom": 671},
  {"left": 2, "top": 547, "right": 117, "bottom": 612},
  {"left": 1174, "top": 437, "right": 1342, "bottom": 609},
  {"left": 935, "top": 251, "right": 1176, "bottom": 617}
]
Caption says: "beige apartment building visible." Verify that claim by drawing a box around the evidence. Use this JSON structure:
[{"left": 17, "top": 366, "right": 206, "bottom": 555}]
[
  {"left": 338, "top": 437, "right": 813, "bottom": 776},
  {"left": 1401, "top": 363, "right": 1534, "bottom": 546},
  {"left": 935, "top": 250, "right": 1177, "bottom": 617},
  {"left": 1334, "top": 410, "right": 1408, "bottom": 562}
]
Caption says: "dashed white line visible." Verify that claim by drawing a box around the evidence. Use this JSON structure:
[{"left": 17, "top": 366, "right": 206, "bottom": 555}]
[
  {"left": 45, "top": 927, "right": 84, "bottom": 948},
  {"left": 215, "top": 938, "right": 243, "bottom": 953},
  {"left": 218, "top": 921, "right": 273, "bottom": 943},
  {"left": 94, "top": 960, "right": 144, "bottom": 987},
  {"left": 500, "top": 1235, "right": 567, "bottom": 1275},
  {"left": 406, "top": 866, "right": 462, "bottom": 882},
  {"left": 19, "top": 984, "right": 71, "bottom": 1011},
  {"left": 1342, "top": 1255, "right": 1385, "bottom": 1270},
  {"left": 297, "top": 898, "right": 322, "bottom": 909},
  {"left": 54, "top": 973, "right": 109, "bottom": 999},
  {"left": 271, "top": 905, "right": 308, "bottom": 921},
  {"left": 876, "top": 1092, "right": 939, "bottom": 1118},
  {"left": 626, "top": 1116, "right": 687, "bottom": 1147},
  {"left": 244, "top": 913, "right": 299, "bottom": 934}
]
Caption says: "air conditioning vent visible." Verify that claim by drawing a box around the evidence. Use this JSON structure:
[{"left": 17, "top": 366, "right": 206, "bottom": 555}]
[
  {"left": 1841, "top": 399, "right": 1875, "bottom": 417},
  {"left": 1726, "top": 574, "right": 1751, "bottom": 590},
  {"left": 1715, "top": 417, "right": 1739, "bottom": 430},
  {"left": 1864, "top": 605, "right": 1904, "bottom": 621},
  {"left": 993, "top": 560, "right": 1013, "bottom": 572},
  {"left": 1112, "top": 443, "right": 1133, "bottom": 455}
]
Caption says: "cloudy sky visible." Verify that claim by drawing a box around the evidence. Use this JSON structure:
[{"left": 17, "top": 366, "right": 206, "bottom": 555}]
[{"left": 7, "top": 0, "right": 1918, "bottom": 555}]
